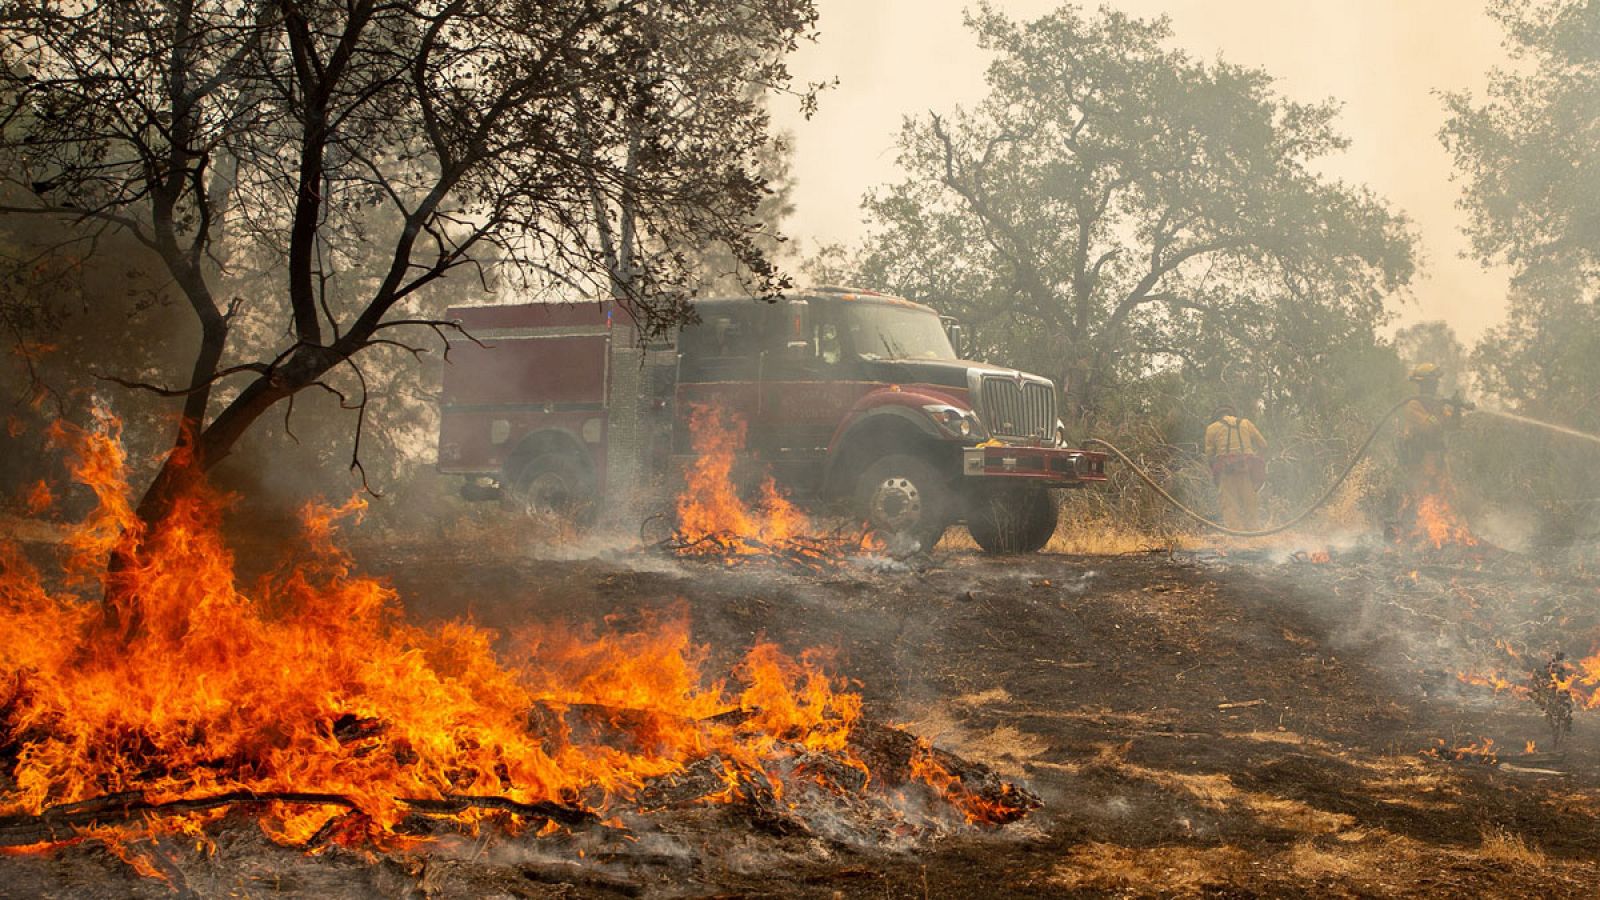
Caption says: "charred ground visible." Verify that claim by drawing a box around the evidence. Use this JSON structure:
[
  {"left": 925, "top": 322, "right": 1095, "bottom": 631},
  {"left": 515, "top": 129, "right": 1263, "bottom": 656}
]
[{"left": 9, "top": 530, "right": 1597, "bottom": 898}]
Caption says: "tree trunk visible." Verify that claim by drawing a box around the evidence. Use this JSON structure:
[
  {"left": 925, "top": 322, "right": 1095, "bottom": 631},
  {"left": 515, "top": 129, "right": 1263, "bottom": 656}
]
[{"left": 107, "top": 358, "right": 302, "bottom": 626}]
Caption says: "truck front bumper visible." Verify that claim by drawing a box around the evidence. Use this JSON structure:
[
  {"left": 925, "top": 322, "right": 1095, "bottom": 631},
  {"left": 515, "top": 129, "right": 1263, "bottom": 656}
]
[{"left": 962, "top": 445, "right": 1108, "bottom": 486}]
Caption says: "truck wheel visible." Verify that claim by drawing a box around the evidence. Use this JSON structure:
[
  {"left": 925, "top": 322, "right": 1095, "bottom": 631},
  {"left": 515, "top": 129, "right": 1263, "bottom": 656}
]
[
  {"left": 966, "top": 487, "right": 1058, "bottom": 554},
  {"left": 856, "top": 454, "right": 952, "bottom": 552},
  {"left": 504, "top": 452, "right": 596, "bottom": 524}
]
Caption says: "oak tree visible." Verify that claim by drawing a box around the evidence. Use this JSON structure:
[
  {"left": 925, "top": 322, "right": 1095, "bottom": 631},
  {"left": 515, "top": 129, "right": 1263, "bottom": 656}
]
[
  {"left": 1442, "top": 0, "right": 1600, "bottom": 291},
  {"left": 851, "top": 3, "right": 1415, "bottom": 418}
]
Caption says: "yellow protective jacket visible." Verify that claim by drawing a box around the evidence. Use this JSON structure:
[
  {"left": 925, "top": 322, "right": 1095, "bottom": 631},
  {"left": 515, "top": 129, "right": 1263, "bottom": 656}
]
[
  {"left": 1205, "top": 416, "right": 1267, "bottom": 460},
  {"left": 1396, "top": 396, "right": 1460, "bottom": 463},
  {"left": 1205, "top": 416, "right": 1267, "bottom": 487}
]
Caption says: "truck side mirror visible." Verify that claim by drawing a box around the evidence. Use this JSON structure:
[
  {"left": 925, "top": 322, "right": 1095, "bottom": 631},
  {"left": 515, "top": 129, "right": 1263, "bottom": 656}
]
[
  {"left": 941, "top": 317, "right": 969, "bottom": 357},
  {"left": 779, "top": 297, "right": 813, "bottom": 359}
]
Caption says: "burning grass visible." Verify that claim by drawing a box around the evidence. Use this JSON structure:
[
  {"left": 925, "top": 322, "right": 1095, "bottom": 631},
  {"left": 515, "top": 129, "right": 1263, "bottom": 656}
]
[
  {"left": 0, "top": 413, "right": 1033, "bottom": 878},
  {"left": 1420, "top": 737, "right": 1500, "bottom": 766}
]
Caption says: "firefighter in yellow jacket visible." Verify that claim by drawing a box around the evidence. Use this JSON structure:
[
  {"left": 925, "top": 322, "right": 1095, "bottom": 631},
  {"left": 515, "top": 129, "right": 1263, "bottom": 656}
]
[
  {"left": 1395, "top": 363, "right": 1470, "bottom": 523},
  {"left": 1205, "top": 404, "right": 1268, "bottom": 531}
]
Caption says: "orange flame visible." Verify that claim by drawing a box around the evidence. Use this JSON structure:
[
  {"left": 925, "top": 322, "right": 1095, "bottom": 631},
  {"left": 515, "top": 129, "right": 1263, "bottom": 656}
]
[
  {"left": 0, "top": 415, "right": 925, "bottom": 854},
  {"left": 667, "top": 404, "right": 884, "bottom": 571},
  {"left": 1421, "top": 736, "right": 1497, "bottom": 764},
  {"left": 905, "top": 742, "right": 1031, "bottom": 825},
  {"left": 1407, "top": 494, "right": 1477, "bottom": 550},
  {"left": 1539, "top": 651, "right": 1600, "bottom": 711},
  {"left": 1457, "top": 670, "right": 1524, "bottom": 696},
  {"left": 22, "top": 480, "right": 51, "bottom": 515},
  {"left": 1464, "top": 641, "right": 1600, "bottom": 721},
  {"left": 675, "top": 403, "right": 812, "bottom": 553}
]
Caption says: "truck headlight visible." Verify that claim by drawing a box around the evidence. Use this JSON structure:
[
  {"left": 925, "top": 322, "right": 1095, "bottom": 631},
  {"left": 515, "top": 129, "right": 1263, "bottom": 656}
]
[{"left": 922, "top": 404, "right": 985, "bottom": 439}]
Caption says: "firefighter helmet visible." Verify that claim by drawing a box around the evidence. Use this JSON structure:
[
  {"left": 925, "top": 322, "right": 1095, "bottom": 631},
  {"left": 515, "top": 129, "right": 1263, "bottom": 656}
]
[{"left": 1408, "top": 363, "right": 1441, "bottom": 382}]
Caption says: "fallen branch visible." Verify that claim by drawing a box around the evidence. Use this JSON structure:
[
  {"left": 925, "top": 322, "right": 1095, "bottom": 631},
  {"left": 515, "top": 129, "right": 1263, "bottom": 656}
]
[{"left": 0, "top": 790, "right": 594, "bottom": 846}]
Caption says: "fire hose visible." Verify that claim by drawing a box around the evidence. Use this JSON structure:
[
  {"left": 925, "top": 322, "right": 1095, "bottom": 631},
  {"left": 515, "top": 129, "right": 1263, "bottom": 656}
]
[{"left": 1082, "top": 397, "right": 1419, "bottom": 538}]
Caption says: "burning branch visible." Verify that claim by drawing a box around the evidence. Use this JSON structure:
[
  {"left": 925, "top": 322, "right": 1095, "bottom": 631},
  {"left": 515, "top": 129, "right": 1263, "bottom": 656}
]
[{"left": 1529, "top": 654, "right": 1575, "bottom": 749}]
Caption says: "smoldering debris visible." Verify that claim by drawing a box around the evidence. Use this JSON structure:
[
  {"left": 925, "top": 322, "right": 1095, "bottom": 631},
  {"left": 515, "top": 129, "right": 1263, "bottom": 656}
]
[{"left": 1211, "top": 530, "right": 1600, "bottom": 763}]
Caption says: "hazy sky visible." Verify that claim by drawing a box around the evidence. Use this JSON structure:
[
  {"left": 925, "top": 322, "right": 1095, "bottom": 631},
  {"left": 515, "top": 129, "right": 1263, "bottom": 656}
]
[{"left": 771, "top": 0, "right": 1512, "bottom": 344}]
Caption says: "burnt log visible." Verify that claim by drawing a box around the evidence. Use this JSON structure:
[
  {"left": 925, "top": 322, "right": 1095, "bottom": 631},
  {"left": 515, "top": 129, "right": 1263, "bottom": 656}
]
[
  {"left": 634, "top": 755, "right": 735, "bottom": 810},
  {"left": 524, "top": 701, "right": 757, "bottom": 756},
  {"left": 630, "top": 751, "right": 807, "bottom": 836},
  {"left": 846, "top": 719, "right": 1041, "bottom": 825},
  {"left": 0, "top": 790, "right": 594, "bottom": 847}
]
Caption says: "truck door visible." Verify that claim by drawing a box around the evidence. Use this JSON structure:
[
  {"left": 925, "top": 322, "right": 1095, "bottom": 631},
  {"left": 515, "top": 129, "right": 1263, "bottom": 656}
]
[
  {"left": 754, "top": 300, "right": 870, "bottom": 494},
  {"left": 673, "top": 303, "right": 763, "bottom": 454}
]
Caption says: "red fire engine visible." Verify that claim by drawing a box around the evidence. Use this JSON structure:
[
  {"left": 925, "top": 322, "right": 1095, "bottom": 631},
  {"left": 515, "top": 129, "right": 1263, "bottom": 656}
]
[{"left": 437, "top": 287, "right": 1106, "bottom": 553}]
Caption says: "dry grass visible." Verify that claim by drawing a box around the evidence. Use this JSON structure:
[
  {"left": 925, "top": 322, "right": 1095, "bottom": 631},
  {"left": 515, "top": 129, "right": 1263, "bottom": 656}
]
[
  {"left": 1317, "top": 457, "right": 1381, "bottom": 531},
  {"left": 1245, "top": 795, "right": 1356, "bottom": 835},
  {"left": 1051, "top": 842, "right": 1252, "bottom": 895},
  {"left": 1477, "top": 826, "right": 1547, "bottom": 869},
  {"left": 1047, "top": 517, "right": 1179, "bottom": 554},
  {"left": 1278, "top": 833, "right": 1425, "bottom": 891},
  {"left": 938, "top": 519, "right": 1183, "bottom": 555},
  {"left": 897, "top": 703, "right": 1050, "bottom": 779},
  {"left": 1081, "top": 742, "right": 1359, "bottom": 835},
  {"left": 1285, "top": 839, "right": 1374, "bottom": 881},
  {"left": 953, "top": 687, "right": 1012, "bottom": 706}
]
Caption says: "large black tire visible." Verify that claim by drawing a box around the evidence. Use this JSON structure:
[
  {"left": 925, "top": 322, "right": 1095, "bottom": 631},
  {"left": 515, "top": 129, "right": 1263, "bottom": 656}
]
[
  {"left": 855, "top": 454, "right": 953, "bottom": 553},
  {"left": 503, "top": 452, "right": 596, "bottom": 525},
  {"left": 966, "top": 486, "right": 1058, "bottom": 554}
]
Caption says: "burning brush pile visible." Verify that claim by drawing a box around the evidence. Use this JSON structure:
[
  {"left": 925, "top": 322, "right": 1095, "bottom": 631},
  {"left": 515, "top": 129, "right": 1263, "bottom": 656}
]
[
  {"left": 654, "top": 404, "right": 884, "bottom": 573},
  {"left": 0, "top": 415, "right": 1033, "bottom": 883}
]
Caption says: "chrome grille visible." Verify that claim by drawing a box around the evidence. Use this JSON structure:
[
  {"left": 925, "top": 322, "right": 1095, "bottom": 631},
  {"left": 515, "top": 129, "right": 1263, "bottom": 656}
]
[{"left": 978, "top": 376, "right": 1056, "bottom": 441}]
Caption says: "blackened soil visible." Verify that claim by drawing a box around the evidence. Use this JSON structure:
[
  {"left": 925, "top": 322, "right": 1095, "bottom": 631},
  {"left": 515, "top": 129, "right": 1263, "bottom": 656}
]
[
  {"left": 8, "top": 541, "right": 1600, "bottom": 898},
  {"left": 379, "top": 543, "right": 1600, "bottom": 897}
]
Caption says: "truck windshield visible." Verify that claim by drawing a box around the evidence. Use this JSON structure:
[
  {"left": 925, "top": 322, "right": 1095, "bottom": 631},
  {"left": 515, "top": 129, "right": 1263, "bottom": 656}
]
[{"left": 843, "top": 304, "right": 956, "bottom": 361}]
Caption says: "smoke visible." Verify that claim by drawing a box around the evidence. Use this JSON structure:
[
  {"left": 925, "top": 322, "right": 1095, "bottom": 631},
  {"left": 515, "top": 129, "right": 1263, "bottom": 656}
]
[{"left": 1473, "top": 508, "right": 1537, "bottom": 554}]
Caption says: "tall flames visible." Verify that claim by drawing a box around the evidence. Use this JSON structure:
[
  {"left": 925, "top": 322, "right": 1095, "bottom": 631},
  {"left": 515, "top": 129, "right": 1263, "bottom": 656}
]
[
  {"left": 0, "top": 412, "right": 995, "bottom": 871},
  {"left": 674, "top": 403, "right": 810, "bottom": 551},
  {"left": 665, "top": 403, "right": 879, "bottom": 568}
]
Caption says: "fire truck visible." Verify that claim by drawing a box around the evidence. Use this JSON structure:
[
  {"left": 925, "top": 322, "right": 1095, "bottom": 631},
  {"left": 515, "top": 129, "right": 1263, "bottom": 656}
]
[{"left": 436, "top": 287, "right": 1107, "bottom": 553}]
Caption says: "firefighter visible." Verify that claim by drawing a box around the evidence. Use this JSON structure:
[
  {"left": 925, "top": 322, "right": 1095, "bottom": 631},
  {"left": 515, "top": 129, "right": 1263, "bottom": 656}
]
[
  {"left": 1205, "top": 403, "right": 1268, "bottom": 531},
  {"left": 1395, "top": 363, "right": 1470, "bottom": 524}
]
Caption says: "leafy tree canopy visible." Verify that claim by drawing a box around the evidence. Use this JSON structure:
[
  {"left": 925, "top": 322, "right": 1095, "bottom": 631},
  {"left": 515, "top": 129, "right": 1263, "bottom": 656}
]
[
  {"left": 0, "top": 0, "right": 817, "bottom": 522},
  {"left": 1446, "top": 1, "right": 1600, "bottom": 426},
  {"left": 848, "top": 2, "right": 1416, "bottom": 418},
  {"left": 1442, "top": 0, "right": 1600, "bottom": 290}
]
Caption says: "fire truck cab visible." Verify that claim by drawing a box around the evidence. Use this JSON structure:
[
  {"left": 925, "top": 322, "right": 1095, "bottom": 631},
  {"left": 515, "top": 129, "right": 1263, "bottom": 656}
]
[{"left": 437, "top": 287, "right": 1106, "bottom": 553}]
